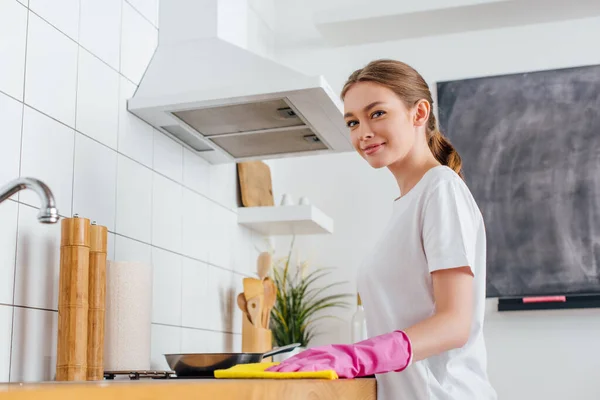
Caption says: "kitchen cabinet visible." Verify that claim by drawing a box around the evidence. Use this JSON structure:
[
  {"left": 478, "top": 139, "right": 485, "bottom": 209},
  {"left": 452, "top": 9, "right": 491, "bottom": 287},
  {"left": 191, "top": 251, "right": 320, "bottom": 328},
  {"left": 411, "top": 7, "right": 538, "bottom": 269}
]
[{"left": 0, "top": 378, "right": 376, "bottom": 400}]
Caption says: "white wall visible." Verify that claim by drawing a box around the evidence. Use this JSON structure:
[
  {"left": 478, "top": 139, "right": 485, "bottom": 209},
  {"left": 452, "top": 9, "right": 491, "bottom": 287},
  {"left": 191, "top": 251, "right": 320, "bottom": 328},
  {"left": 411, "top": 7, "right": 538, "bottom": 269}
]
[
  {"left": 268, "top": 15, "right": 600, "bottom": 400},
  {"left": 0, "top": 0, "right": 264, "bottom": 383}
]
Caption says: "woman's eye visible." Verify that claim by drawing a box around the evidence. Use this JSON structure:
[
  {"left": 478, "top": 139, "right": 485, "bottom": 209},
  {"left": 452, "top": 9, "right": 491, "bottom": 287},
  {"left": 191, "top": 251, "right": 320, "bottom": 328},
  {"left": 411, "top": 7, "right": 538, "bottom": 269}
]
[
  {"left": 371, "top": 110, "right": 386, "bottom": 119},
  {"left": 346, "top": 120, "right": 358, "bottom": 128}
]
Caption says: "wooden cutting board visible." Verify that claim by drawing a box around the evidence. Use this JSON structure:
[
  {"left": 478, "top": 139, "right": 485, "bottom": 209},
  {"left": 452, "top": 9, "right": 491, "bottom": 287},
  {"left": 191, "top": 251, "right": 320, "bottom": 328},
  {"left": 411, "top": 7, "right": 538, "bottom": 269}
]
[{"left": 237, "top": 161, "right": 274, "bottom": 207}]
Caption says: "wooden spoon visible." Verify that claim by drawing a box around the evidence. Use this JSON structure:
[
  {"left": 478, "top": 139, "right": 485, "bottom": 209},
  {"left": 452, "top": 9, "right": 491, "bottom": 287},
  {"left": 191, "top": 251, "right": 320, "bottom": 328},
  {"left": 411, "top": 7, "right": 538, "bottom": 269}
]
[
  {"left": 262, "top": 277, "right": 277, "bottom": 328},
  {"left": 256, "top": 251, "right": 272, "bottom": 280},
  {"left": 237, "top": 293, "right": 251, "bottom": 322}
]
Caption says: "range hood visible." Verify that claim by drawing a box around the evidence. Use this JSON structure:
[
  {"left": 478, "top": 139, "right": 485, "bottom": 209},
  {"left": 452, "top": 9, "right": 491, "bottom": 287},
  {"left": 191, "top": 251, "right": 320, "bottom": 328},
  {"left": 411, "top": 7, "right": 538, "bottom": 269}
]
[{"left": 128, "top": 0, "right": 352, "bottom": 164}]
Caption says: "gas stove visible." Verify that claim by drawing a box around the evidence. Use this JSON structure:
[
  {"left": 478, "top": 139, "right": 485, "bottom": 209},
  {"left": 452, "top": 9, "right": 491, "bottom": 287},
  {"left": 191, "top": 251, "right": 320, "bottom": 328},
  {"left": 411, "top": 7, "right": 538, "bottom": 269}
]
[{"left": 103, "top": 370, "right": 216, "bottom": 380}]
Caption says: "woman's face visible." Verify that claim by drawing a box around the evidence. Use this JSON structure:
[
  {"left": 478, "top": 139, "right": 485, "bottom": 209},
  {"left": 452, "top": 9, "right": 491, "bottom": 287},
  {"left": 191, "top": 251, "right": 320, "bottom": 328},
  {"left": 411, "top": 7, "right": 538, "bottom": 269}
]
[{"left": 343, "top": 81, "right": 422, "bottom": 169}]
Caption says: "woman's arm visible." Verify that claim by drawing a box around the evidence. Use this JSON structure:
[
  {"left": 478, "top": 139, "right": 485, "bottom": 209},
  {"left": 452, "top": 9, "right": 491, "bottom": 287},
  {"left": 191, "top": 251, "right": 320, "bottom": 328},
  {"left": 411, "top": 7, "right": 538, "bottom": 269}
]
[{"left": 405, "top": 266, "right": 474, "bottom": 361}]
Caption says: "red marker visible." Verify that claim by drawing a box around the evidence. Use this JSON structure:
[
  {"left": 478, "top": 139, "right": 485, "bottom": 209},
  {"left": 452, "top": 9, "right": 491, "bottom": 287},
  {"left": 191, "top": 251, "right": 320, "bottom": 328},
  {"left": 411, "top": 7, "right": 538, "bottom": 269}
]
[{"left": 522, "top": 296, "right": 566, "bottom": 303}]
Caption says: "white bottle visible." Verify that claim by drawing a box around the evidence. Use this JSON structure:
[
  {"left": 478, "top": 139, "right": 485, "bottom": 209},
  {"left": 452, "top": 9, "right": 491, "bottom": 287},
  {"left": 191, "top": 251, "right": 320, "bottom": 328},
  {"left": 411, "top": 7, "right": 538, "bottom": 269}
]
[{"left": 351, "top": 293, "right": 368, "bottom": 343}]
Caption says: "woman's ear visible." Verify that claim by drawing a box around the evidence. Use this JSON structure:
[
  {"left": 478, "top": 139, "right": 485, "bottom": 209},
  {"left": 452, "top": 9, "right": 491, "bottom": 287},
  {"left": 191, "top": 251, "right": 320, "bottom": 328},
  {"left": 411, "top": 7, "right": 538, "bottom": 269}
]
[{"left": 413, "top": 99, "right": 430, "bottom": 127}]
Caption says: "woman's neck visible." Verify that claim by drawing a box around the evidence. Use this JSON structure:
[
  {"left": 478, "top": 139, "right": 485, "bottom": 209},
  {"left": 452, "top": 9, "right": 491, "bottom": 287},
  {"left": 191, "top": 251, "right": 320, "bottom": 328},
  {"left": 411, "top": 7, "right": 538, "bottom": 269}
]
[{"left": 388, "top": 150, "right": 441, "bottom": 199}]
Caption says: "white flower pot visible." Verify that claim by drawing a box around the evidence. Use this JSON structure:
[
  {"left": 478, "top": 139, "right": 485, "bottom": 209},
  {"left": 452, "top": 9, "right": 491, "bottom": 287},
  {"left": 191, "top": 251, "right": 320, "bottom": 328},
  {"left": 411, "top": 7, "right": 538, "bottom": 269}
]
[{"left": 272, "top": 346, "right": 305, "bottom": 363}]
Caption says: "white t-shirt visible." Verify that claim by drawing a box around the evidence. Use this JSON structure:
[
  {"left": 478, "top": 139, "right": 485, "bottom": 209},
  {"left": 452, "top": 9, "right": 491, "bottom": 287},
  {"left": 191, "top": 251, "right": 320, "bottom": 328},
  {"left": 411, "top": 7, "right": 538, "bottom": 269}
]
[{"left": 357, "top": 165, "right": 497, "bottom": 400}]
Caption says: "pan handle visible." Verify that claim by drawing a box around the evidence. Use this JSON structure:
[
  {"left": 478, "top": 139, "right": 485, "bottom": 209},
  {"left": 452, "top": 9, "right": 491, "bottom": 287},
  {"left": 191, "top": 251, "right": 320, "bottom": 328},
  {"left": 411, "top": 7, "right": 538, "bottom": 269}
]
[{"left": 262, "top": 343, "right": 302, "bottom": 359}]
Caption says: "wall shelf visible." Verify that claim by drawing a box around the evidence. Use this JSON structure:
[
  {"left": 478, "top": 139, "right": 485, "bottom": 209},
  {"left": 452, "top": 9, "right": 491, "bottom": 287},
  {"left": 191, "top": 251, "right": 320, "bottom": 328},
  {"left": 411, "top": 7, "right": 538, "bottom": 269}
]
[{"left": 238, "top": 205, "right": 334, "bottom": 236}]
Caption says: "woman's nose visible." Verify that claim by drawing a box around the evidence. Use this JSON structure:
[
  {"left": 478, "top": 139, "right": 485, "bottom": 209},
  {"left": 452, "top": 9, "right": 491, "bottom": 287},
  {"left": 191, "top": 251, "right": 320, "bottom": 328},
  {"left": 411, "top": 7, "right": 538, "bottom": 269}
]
[{"left": 359, "top": 130, "right": 374, "bottom": 141}]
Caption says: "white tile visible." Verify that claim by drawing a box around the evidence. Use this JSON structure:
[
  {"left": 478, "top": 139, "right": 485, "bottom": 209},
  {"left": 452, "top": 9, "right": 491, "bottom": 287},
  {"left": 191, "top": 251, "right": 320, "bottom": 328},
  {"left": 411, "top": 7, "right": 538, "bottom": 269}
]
[
  {"left": 0, "top": 0, "right": 27, "bottom": 100},
  {"left": 107, "top": 232, "right": 116, "bottom": 261},
  {"left": 20, "top": 106, "right": 75, "bottom": 217},
  {"left": 14, "top": 204, "right": 62, "bottom": 310},
  {"left": 181, "top": 257, "right": 208, "bottom": 329},
  {"left": 126, "top": 0, "right": 159, "bottom": 27},
  {"left": 0, "top": 92, "right": 23, "bottom": 194},
  {"left": 151, "top": 248, "right": 182, "bottom": 326},
  {"left": 150, "top": 324, "right": 180, "bottom": 370},
  {"left": 10, "top": 307, "right": 57, "bottom": 382},
  {"left": 206, "top": 265, "right": 237, "bottom": 333},
  {"left": 153, "top": 130, "right": 183, "bottom": 183},
  {"left": 208, "top": 204, "right": 236, "bottom": 270},
  {"left": 0, "top": 201, "right": 18, "bottom": 305},
  {"left": 79, "top": 0, "right": 121, "bottom": 70},
  {"left": 181, "top": 188, "right": 210, "bottom": 262},
  {"left": 233, "top": 226, "right": 253, "bottom": 276},
  {"left": 72, "top": 133, "right": 118, "bottom": 231},
  {"left": 180, "top": 328, "right": 215, "bottom": 353},
  {"left": 76, "top": 49, "right": 120, "bottom": 150},
  {"left": 183, "top": 148, "right": 210, "bottom": 196},
  {"left": 118, "top": 77, "right": 153, "bottom": 168},
  {"left": 120, "top": 2, "right": 157, "bottom": 84},
  {"left": 114, "top": 235, "right": 152, "bottom": 265},
  {"left": 16, "top": 0, "right": 27, "bottom": 6},
  {"left": 24, "top": 12, "right": 78, "bottom": 127},
  {"left": 209, "top": 163, "right": 239, "bottom": 209},
  {"left": 152, "top": 173, "right": 182, "bottom": 253},
  {"left": 0, "top": 305, "right": 12, "bottom": 383},
  {"left": 29, "top": 0, "right": 79, "bottom": 41},
  {"left": 115, "top": 155, "right": 152, "bottom": 243}
]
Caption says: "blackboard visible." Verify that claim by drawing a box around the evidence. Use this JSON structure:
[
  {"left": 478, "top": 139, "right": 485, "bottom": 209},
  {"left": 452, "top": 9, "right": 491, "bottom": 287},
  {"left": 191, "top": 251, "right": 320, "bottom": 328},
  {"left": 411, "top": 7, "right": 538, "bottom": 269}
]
[{"left": 436, "top": 64, "right": 600, "bottom": 298}]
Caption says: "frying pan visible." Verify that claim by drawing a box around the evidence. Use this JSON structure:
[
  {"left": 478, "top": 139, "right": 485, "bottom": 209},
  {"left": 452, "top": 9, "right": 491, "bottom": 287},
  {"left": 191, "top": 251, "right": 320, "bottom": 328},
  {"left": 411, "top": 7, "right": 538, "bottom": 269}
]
[{"left": 165, "top": 343, "right": 301, "bottom": 377}]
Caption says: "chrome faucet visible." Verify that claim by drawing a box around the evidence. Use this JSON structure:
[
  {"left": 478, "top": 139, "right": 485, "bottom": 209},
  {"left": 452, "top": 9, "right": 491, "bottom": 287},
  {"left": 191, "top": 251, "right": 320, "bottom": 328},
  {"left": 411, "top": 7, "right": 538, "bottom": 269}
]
[{"left": 0, "top": 177, "right": 59, "bottom": 223}]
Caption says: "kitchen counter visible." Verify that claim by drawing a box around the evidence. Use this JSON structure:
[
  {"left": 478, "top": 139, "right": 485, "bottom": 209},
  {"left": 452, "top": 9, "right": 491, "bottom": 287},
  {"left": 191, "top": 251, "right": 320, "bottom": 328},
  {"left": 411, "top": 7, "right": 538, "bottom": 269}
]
[{"left": 0, "top": 378, "right": 376, "bottom": 400}]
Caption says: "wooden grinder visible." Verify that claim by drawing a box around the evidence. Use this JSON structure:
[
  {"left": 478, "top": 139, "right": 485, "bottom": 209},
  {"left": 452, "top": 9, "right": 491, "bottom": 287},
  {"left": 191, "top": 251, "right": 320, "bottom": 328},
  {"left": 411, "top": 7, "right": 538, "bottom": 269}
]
[
  {"left": 87, "top": 222, "right": 107, "bottom": 381},
  {"left": 56, "top": 216, "right": 91, "bottom": 381}
]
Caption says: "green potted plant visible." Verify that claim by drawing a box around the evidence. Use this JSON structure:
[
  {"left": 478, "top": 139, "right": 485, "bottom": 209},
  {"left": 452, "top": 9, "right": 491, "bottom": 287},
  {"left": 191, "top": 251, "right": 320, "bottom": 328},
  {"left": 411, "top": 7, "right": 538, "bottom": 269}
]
[{"left": 269, "top": 237, "right": 352, "bottom": 360}]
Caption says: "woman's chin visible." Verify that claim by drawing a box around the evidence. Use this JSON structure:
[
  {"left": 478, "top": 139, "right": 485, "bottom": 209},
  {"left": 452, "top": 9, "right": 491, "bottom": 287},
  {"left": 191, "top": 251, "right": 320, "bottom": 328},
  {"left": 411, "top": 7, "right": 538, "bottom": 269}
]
[{"left": 365, "top": 154, "right": 389, "bottom": 169}]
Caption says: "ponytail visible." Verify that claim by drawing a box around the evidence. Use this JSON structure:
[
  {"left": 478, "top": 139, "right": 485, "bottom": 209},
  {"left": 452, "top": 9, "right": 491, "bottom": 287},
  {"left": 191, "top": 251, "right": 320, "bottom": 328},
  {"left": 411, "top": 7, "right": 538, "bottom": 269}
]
[{"left": 427, "top": 112, "right": 464, "bottom": 179}]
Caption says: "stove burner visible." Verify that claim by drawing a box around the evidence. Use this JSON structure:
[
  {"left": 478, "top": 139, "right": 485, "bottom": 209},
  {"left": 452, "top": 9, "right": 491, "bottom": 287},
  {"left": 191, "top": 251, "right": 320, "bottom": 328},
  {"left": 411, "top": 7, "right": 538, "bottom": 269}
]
[{"left": 104, "top": 370, "right": 177, "bottom": 380}]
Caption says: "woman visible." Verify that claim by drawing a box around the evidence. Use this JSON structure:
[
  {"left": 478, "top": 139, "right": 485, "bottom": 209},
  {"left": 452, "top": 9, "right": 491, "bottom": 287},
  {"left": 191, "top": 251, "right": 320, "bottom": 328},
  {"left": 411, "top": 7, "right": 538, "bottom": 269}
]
[{"left": 267, "top": 59, "right": 497, "bottom": 400}]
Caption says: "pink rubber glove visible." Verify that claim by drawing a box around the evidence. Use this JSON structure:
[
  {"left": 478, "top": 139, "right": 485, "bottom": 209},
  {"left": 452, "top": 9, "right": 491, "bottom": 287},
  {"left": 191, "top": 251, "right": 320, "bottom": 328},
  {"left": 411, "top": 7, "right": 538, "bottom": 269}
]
[{"left": 265, "top": 330, "right": 413, "bottom": 379}]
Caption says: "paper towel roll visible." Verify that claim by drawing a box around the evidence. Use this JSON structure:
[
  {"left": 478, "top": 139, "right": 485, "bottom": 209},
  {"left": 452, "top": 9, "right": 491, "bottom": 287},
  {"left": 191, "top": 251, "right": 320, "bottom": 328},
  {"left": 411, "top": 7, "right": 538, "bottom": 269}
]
[{"left": 103, "top": 261, "right": 153, "bottom": 371}]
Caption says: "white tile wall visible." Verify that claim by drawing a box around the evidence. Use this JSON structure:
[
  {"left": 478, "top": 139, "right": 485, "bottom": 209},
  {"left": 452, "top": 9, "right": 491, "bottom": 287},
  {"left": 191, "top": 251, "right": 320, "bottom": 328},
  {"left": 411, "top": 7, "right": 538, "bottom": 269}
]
[
  {"left": 0, "top": 0, "right": 27, "bottom": 101},
  {"left": 14, "top": 204, "right": 62, "bottom": 310},
  {"left": 126, "top": 0, "right": 159, "bottom": 27},
  {"left": 29, "top": 0, "right": 79, "bottom": 41},
  {"left": 10, "top": 306, "right": 57, "bottom": 382},
  {"left": 24, "top": 12, "right": 78, "bottom": 128},
  {"left": 181, "top": 188, "right": 210, "bottom": 262},
  {"left": 0, "top": 0, "right": 264, "bottom": 384},
  {"left": 0, "top": 92, "right": 23, "bottom": 194},
  {"left": 0, "top": 201, "right": 18, "bottom": 305},
  {"left": 152, "top": 172, "right": 182, "bottom": 253},
  {"left": 153, "top": 130, "right": 183, "bottom": 183},
  {"left": 115, "top": 154, "right": 152, "bottom": 243},
  {"left": 20, "top": 106, "right": 75, "bottom": 217},
  {"left": 76, "top": 48, "right": 120, "bottom": 149},
  {"left": 118, "top": 77, "right": 153, "bottom": 168},
  {"left": 0, "top": 305, "right": 12, "bottom": 382},
  {"left": 120, "top": 2, "right": 157, "bottom": 84},
  {"left": 151, "top": 247, "right": 182, "bottom": 326},
  {"left": 79, "top": 0, "right": 122, "bottom": 71},
  {"left": 72, "top": 133, "right": 118, "bottom": 231}
]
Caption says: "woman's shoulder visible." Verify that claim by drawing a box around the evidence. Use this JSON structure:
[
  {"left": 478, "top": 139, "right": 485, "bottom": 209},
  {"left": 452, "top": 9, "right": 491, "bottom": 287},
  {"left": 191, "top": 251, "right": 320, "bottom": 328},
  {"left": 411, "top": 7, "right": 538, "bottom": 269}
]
[{"left": 422, "top": 166, "right": 481, "bottom": 214}]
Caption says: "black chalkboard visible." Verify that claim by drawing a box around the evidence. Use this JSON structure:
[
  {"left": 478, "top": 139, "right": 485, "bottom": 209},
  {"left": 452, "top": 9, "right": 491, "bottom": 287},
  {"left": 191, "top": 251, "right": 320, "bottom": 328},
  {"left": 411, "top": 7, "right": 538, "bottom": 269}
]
[{"left": 436, "top": 64, "right": 600, "bottom": 298}]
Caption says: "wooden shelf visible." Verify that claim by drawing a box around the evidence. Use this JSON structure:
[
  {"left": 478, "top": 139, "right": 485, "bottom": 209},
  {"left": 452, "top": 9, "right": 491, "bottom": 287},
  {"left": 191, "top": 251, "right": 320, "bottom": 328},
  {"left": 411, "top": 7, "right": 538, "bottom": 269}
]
[{"left": 237, "top": 205, "right": 334, "bottom": 236}]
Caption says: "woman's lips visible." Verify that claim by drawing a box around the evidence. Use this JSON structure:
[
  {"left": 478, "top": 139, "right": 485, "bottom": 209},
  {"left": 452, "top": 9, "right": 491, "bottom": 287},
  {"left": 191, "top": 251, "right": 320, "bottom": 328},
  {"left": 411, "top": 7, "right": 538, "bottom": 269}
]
[{"left": 364, "top": 143, "right": 385, "bottom": 156}]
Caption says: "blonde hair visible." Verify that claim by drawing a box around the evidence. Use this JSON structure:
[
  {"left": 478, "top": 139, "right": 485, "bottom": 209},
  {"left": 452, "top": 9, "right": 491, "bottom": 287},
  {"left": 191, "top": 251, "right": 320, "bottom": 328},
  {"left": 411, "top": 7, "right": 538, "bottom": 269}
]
[{"left": 341, "top": 59, "right": 464, "bottom": 179}]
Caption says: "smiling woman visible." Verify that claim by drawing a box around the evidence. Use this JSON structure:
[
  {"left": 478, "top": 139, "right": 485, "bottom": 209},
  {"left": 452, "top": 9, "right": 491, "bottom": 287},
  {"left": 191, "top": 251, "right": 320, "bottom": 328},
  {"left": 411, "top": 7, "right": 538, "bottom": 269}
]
[{"left": 267, "top": 59, "right": 497, "bottom": 400}]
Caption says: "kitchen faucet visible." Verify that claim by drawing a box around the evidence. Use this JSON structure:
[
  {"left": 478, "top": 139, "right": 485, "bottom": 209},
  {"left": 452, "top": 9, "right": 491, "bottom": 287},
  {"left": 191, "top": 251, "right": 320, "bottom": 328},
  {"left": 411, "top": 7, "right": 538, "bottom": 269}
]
[{"left": 0, "top": 177, "right": 59, "bottom": 223}]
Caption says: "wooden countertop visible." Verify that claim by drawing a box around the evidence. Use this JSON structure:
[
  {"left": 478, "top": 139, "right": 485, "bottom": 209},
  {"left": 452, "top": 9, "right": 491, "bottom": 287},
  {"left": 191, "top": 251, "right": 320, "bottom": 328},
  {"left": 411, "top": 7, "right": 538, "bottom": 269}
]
[{"left": 0, "top": 378, "right": 377, "bottom": 400}]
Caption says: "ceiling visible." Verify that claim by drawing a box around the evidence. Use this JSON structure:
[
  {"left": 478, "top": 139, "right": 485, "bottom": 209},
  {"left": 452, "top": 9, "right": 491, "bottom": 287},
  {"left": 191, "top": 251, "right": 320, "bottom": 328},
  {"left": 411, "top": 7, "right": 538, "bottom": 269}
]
[{"left": 272, "top": 0, "right": 600, "bottom": 48}]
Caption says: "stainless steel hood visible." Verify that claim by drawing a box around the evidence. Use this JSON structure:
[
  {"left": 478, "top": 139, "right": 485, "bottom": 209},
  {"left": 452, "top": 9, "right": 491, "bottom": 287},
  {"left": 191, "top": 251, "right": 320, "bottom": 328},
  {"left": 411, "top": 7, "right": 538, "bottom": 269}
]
[{"left": 127, "top": 0, "right": 352, "bottom": 164}]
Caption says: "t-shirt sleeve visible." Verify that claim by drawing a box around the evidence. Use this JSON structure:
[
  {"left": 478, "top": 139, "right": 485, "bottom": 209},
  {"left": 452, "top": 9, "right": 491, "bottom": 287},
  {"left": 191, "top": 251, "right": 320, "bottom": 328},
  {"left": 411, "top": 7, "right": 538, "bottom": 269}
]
[{"left": 421, "top": 179, "right": 479, "bottom": 275}]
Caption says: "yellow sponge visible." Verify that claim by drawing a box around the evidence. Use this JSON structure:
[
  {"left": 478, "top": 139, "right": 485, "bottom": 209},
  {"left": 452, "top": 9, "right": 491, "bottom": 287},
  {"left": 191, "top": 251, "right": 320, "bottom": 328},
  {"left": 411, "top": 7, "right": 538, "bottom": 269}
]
[{"left": 214, "top": 362, "right": 338, "bottom": 380}]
